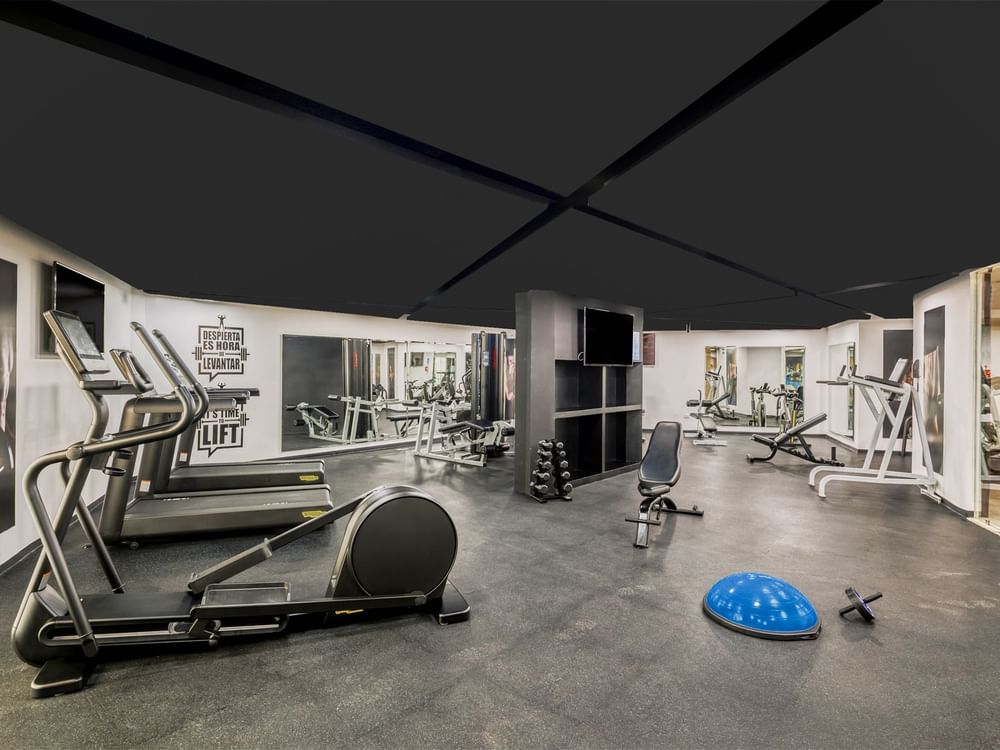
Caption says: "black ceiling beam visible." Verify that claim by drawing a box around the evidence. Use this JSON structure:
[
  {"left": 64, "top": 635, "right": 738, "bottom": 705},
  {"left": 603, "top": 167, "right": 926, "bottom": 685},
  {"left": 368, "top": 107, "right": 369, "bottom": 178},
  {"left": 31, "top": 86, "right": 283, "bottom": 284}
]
[
  {"left": 818, "top": 271, "right": 960, "bottom": 295},
  {"left": 0, "top": 0, "right": 560, "bottom": 206},
  {"left": 408, "top": 0, "right": 881, "bottom": 316},
  {"left": 581, "top": 206, "right": 864, "bottom": 315},
  {"left": 566, "top": 0, "right": 882, "bottom": 202}
]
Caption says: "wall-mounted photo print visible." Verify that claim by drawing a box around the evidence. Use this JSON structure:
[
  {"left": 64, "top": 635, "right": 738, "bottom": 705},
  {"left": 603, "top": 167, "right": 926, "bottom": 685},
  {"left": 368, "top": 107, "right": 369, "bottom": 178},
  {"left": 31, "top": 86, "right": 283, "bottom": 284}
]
[
  {"left": 923, "top": 306, "right": 945, "bottom": 469},
  {"left": 0, "top": 258, "right": 16, "bottom": 533}
]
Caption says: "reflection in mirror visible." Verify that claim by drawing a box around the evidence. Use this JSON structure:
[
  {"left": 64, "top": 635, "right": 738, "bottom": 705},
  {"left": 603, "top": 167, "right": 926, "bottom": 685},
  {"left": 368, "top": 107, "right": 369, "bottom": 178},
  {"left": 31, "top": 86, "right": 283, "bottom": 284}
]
[
  {"left": 704, "top": 346, "right": 806, "bottom": 430},
  {"left": 404, "top": 342, "right": 469, "bottom": 403},
  {"left": 827, "top": 342, "right": 855, "bottom": 438},
  {"left": 702, "top": 346, "right": 737, "bottom": 420}
]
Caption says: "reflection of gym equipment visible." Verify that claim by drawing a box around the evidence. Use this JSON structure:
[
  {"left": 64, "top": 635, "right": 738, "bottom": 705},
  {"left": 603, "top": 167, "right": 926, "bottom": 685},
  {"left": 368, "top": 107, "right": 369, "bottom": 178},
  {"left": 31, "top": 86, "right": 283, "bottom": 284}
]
[
  {"left": 287, "top": 402, "right": 341, "bottom": 439},
  {"left": 811, "top": 359, "right": 940, "bottom": 500},
  {"left": 385, "top": 404, "right": 424, "bottom": 437},
  {"left": 625, "top": 422, "right": 703, "bottom": 548},
  {"left": 428, "top": 373, "right": 456, "bottom": 402},
  {"left": 686, "top": 391, "right": 726, "bottom": 446},
  {"left": 704, "top": 368, "right": 737, "bottom": 419},
  {"left": 406, "top": 379, "right": 430, "bottom": 403},
  {"left": 289, "top": 394, "right": 419, "bottom": 445},
  {"left": 840, "top": 587, "right": 882, "bottom": 622},
  {"left": 980, "top": 384, "right": 1000, "bottom": 473},
  {"left": 748, "top": 383, "right": 769, "bottom": 427},
  {"left": 746, "top": 413, "right": 843, "bottom": 466},
  {"left": 414, "top": 401, "right": 514, "bottom": 468}
]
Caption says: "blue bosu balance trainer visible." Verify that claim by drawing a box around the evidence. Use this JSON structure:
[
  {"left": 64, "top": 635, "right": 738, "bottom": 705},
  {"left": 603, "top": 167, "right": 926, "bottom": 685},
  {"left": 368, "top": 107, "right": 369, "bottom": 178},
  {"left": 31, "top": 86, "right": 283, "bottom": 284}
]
[{"left": 703, "top": 572, "right": 821, "bottom": 640}]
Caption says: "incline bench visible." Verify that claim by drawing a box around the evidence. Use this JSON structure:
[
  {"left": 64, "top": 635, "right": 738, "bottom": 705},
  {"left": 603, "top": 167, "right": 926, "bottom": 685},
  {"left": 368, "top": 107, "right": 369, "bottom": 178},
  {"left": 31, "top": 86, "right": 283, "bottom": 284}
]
[{"left": 745, "top": 413, "right": 844, "bottom": 466}]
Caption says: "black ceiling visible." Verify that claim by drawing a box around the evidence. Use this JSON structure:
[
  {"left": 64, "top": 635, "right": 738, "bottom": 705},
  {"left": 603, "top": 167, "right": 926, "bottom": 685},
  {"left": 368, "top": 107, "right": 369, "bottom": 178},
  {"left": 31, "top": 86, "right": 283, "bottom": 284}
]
[{"left": 0, "top": 1, "right": 995, "bottom": 330}]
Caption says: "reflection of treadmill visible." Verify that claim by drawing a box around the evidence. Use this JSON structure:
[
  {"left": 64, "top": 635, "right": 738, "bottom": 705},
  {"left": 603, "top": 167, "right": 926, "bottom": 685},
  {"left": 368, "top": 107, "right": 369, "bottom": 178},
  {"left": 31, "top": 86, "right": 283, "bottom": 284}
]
[
  {"left": 138, "top": 384, "right": 326, "bottom": 494},
  {"left": 99, "top": 337, "right": 334, "bottom": 545}
]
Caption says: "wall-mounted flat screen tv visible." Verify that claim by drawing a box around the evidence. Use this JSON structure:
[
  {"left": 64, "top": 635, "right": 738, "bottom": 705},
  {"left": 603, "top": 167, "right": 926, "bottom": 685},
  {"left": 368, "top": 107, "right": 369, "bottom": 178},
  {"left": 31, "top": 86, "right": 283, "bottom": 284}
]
[
  {"left": 43, "top": 263, "right": 105, "bottom": 354},
  {"left": 583, "top": 307, "right": 634, "bottom": 366}
]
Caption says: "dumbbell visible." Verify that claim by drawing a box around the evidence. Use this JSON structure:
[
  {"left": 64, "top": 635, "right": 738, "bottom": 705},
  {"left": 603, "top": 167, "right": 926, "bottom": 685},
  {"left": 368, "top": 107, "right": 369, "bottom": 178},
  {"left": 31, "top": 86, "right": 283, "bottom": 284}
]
[
  {"left": 559, "top": 482, "right": 573, "bottom": 494},
  {"left": 557, "top": 460, "right": 569, "bottom": 470},
  {"left": 557, "top": 471, "right": 571, "bottom": 481},
  {"left": 839, "top": 587, "right": 882, "bottom": 622},
  {"left": 537, "top": 461, "right": 553, "bottom": 471},
  {"left": 530, "top": 483, "right": 549, "bottom": 494},
  {"left": 532, "top": 472, "right": 551, "bottom": 482}
]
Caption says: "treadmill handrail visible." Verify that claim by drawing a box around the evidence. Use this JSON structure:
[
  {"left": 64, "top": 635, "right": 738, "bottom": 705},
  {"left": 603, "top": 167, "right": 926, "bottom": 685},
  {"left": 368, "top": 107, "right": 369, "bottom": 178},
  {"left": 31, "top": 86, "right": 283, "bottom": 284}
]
[{"left": 152, "top": 327, "right": 211, "bottom": 421}]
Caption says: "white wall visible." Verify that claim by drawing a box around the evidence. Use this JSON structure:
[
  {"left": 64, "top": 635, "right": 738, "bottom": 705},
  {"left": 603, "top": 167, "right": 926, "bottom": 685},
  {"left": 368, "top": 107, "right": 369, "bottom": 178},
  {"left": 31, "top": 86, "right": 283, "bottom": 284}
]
[
  {"left": 641, "top": 329, "right": 827, "bottom": 430},
  {"left": 912, "top": 274, "right": 976, "bottom": 511},
  {"left": 0, "top": 217, "right": 139, "bottom": 565}
]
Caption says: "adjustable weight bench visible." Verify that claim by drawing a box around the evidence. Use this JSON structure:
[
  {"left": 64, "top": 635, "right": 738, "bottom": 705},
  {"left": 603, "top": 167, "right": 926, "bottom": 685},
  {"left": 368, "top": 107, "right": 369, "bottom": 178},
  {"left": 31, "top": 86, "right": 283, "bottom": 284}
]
[
  {"left": 745, "top": 413, "right": 843, "bottom": 466},
  {"left": 625, "top": 421, "right": 704, "bottom": 548}
]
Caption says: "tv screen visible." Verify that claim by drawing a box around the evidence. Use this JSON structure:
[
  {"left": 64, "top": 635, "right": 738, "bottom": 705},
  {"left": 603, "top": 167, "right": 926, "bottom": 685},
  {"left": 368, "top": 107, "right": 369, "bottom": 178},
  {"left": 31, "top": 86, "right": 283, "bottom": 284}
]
[
  {"left": 46, "top": 264, "right": 105, "bottom": 353},
  {"left": 583, "top": 308, "right": 634, "bottom": 366}
]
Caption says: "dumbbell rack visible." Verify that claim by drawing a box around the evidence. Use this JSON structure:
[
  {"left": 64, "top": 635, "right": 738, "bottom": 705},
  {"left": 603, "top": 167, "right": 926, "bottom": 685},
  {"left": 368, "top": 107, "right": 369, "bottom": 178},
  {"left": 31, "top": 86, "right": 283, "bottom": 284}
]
[{"left": 529, "top": 439, "right": 573, "bottom": 503}]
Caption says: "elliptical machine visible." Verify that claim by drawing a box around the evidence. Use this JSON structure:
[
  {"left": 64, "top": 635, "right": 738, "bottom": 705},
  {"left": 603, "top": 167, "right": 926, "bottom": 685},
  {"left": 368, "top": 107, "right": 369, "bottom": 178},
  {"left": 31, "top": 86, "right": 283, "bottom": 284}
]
[{"left": 12, "top": 312, "right": 470, "bottom": 698}]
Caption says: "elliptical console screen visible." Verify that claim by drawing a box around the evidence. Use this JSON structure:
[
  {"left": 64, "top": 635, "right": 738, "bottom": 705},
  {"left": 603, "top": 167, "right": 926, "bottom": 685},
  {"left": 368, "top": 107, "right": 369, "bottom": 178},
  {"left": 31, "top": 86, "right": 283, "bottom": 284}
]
[
  {"left": 60, "top": 315, "right": 102, "bottom": 359},
  {"left": 46, "top": 310, "right": 106, "bottom": 372}
]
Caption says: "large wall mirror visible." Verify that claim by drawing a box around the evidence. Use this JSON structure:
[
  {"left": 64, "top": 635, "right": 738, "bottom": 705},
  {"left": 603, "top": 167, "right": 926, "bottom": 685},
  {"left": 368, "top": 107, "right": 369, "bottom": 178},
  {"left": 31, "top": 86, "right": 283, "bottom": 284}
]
[
  {"left": 827, "top": 342, "right": 855, "bottom": 438},
  {"left": 703, "top": 345, "right": 806, "bottom": 429},
  {"left": 281, "top": 335, "right": 474, "bottom": 451}
]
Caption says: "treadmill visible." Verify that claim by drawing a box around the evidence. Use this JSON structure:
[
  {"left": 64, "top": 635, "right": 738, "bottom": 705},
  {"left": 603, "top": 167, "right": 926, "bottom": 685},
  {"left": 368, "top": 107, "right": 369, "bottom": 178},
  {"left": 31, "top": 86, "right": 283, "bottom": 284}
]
[
  {"left": 99, "top": 335, "right": 334, "bottom": 545},
  {"left": 137, "top": 382, "right": 326, "bottom": 494}
]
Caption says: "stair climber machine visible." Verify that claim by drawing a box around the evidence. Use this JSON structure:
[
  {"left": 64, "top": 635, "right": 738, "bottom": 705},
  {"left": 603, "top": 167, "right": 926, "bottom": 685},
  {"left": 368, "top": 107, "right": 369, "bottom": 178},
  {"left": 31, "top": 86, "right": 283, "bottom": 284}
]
[
  {"left": 99, "top": 330, "right": 334, "bottom": 545},
  {"left": 12, "top": 311, "right": 470, "bottom": 698}
]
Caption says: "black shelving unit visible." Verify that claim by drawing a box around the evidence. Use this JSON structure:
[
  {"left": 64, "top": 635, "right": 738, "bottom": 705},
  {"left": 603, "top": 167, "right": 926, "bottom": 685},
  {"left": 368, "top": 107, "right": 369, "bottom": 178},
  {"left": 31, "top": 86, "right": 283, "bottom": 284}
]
[{"left": 515, "top": 291, "right": 644, "bottom": 495}]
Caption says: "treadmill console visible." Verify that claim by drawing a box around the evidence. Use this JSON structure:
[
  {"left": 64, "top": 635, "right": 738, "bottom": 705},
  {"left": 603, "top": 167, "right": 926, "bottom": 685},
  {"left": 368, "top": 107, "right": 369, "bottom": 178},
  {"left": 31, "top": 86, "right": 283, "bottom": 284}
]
[{"left": 43, "top": 310, "right": 110, "bottom": 375}]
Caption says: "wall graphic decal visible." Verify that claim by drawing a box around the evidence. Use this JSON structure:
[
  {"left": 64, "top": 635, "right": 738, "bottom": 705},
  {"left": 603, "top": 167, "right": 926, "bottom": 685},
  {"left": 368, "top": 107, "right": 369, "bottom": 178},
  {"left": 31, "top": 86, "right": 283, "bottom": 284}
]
[
  {"left": 196, "top": 392, "right": 250, "bottom": 457},
  {"left": 194, "top": 315, "right": 249, "bottom": 382}
]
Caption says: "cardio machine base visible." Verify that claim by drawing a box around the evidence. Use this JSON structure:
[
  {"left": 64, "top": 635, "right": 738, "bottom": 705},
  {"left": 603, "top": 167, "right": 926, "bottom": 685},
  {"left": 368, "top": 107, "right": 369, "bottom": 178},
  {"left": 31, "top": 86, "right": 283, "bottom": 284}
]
[
  {"left": 25, "top": 580, "right": 469, "bottom": 699},
  {"left": 31, "top": 656, "right": 96, "bottom": 699}
]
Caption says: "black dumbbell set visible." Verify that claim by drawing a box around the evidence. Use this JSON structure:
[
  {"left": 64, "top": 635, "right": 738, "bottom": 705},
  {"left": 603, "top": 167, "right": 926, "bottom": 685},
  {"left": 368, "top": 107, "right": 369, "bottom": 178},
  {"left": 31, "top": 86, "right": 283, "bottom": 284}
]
[{"left": 530, "top": 439, "right": 573, "bottom": 503}]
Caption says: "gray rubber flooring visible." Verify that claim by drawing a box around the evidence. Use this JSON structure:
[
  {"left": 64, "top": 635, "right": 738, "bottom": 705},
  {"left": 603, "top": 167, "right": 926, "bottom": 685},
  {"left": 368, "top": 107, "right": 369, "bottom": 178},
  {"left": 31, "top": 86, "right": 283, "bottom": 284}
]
[{"left": 2, "top": 436, "right": 999, "bottom": 749}]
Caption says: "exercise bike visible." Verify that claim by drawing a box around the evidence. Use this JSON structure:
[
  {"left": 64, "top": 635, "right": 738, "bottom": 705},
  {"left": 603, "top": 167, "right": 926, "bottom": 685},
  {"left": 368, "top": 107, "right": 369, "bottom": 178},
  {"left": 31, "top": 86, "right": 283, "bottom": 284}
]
[
  {"left": 13, "top": 312, "right": 470, "bottom": 698},
  {"left": 748, "top": 384, "right": 769, "bottom": 428}
]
